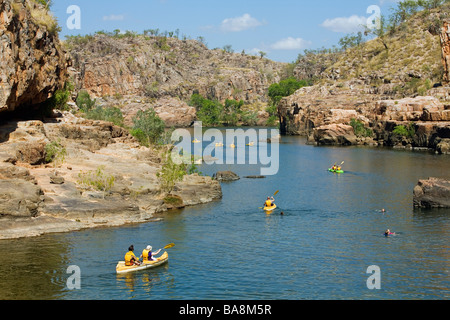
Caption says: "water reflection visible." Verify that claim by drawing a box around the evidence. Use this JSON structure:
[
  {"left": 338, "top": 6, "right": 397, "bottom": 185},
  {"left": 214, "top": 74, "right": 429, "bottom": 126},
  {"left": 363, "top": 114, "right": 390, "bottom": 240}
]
[
  {"left": 0, "top": 134, "right": 449, "bottom": 300},
  {"left": 0, "top": 236, "right": 71, "bottom": 299}
]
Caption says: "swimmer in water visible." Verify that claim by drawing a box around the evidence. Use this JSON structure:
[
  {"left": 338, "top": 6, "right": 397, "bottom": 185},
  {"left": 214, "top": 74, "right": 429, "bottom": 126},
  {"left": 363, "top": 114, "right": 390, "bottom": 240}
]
[{"left": 384, "top": 229, "right": 395, "bottom": 237}]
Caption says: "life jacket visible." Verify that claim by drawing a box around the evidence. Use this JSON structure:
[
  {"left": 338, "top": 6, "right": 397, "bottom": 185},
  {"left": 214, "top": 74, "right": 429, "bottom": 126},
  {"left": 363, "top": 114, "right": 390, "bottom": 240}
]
[
  {"left": 124, "top": 251, "right": 137, "bottom": 266},
  {"left": 265, "top": 200, "right": 273, "bottom": 207},
  {"left": 141, "top": 249, "right": 152, "bottom": 262}
]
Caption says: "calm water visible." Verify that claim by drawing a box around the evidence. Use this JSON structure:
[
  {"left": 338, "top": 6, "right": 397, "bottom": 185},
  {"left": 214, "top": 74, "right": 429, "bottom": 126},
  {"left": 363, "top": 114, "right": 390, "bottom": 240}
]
[{"left": 0, "top": 133, "right": 449, "bottom": 300}]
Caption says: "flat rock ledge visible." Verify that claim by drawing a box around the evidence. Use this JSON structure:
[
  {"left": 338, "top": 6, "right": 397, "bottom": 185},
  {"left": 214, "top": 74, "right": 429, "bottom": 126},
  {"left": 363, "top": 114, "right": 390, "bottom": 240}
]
[{"left": 0, "top": 115, "right": 222, "bottom": 240}]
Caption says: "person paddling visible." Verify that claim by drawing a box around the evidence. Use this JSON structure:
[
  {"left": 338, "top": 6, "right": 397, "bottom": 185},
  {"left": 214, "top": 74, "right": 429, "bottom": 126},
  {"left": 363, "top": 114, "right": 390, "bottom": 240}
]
[
  {"left": 124, "top": 245, "right": 141, "bottom": 266},
  {"left": 264, "top": 196, "right": 275, "bottom": 208},
  {"left": 141, "top": 245, "right": 161, "bottom": 262}
]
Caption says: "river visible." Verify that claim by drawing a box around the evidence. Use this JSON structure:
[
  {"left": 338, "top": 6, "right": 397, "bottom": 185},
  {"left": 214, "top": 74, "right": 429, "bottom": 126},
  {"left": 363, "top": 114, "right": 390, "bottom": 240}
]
[{"left": 0, "top": 132, "right": 449, "bottom": 300}]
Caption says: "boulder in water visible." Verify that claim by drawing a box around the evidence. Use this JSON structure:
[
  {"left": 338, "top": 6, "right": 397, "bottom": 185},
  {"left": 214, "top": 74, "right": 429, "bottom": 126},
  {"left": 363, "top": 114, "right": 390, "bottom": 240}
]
[{"left": 413, "top": 177, "right": 450, "bottom": 208}]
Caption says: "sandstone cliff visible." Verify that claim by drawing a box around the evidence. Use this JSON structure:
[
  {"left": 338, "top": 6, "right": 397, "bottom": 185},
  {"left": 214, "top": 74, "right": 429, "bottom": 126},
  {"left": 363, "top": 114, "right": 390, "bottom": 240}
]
[
  {"left": 64, "top": 33, "right": 286, "bottom": 126},
  {"left": 441, "top": 19, "right": 450, "bottom": 85},
  {"left": 0, "top": 0, "right": 69, "bottom": 114}
]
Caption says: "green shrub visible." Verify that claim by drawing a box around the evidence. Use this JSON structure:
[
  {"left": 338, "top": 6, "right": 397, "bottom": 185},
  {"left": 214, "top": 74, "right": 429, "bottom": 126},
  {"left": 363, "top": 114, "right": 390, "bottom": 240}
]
[
  {"left": 84, "top": 106, "right": 124, "bottom": 127},
  {"left": 77, "top": 166, "right": 115, "bottom": 197},
  {"left": 265, "top": 104, "right": 278, "bottom": 126},
  {"left": 156, "top": 150, "right": 188, "bottom": 193},
  {"left": 189, "top": 94, "right": 223, "bottom": 126},
  {"left": 350, "top": 118, "right": 373, "bottom": 138},
  {"left": 132, "top": 109, "right": 166, "bottom": 145},
  {"left": 393, "top": 123, "right": 415, "bottom": 138},
  {"left": 268, "top": 78, "right": 311, "bottom": 106},
  {"left": 76, "top": 90, "right": 96, "bottom": 112},
  {"left": 45, "top": 140, "right": 67, "bottom": 167}
]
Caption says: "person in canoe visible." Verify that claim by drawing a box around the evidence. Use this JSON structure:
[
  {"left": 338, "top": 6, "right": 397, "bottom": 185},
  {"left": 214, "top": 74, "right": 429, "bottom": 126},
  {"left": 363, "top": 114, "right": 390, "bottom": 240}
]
[
  {"left": 264, "top": 196, "right": 275, "bottom": 208},
  {"left": 384, "top": 229, "right": 396, "bottom": 237},
  {"left": 140, "top": 245, "right": 161, "bottom": 262},
  {"left": 124, "top": 245, "right": 141, "bottom": 266}
]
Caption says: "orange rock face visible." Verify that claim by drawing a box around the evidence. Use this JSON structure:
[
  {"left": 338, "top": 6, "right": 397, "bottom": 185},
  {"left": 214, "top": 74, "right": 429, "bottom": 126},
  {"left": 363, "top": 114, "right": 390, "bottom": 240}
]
[
  {"left": 0, "top": 0, "right": 69, "bottom": 113},
  {"left": 441, "top": 19, "right": 450, "bottom": 85}
]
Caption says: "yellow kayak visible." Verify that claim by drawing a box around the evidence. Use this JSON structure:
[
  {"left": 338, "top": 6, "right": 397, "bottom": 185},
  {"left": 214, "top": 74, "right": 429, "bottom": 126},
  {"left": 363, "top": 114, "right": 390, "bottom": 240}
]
[
  {"left": 116, "top": 251, "right": 168, "bottom": 274},
  {"left": 263, "top": 204, "right": 277, "bottom": 212}
]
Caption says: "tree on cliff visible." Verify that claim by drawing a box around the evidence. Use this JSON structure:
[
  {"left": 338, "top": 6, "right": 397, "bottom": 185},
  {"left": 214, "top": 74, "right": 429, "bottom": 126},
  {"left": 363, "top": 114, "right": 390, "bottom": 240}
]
[{"left": 268, "top": 78, "right": 311, "bottom": 106}]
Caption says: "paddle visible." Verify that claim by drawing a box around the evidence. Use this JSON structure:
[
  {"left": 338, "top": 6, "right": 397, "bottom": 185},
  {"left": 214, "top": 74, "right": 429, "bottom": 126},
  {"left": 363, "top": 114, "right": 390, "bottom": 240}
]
[
  {"left": 163, "top": 243, "right": 175, "bottom": 249},
  {"left": 151, "top": 243, "right": 175, "bottom": 260}
]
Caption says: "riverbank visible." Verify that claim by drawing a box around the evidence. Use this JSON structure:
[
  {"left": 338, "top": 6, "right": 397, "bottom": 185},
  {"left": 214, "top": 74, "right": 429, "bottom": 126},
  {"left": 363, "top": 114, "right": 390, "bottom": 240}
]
[{"left": 0, "top": 112, "right": 222, "bottom": 240}]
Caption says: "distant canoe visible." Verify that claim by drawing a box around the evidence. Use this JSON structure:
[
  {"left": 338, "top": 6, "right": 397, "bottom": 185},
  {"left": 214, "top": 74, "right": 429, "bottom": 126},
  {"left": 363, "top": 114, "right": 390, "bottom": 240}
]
[{"left": 116, "top": 252, "right": 168, "bottom": 274}]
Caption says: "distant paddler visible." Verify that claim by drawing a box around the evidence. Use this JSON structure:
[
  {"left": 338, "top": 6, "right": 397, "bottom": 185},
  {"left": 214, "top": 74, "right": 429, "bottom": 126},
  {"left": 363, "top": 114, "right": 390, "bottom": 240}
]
[
  {"left": 264, "top": 196, "right": 275, "bottom": 208},
  {"left": 384, "top": 229, "right": 396, "bottom": 237}
]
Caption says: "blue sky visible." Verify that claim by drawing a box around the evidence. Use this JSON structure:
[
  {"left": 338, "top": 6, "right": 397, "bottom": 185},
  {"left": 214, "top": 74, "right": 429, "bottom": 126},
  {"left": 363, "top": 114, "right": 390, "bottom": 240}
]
[{"left": 52, "top": 0, "right": 400, "bottom": 62}]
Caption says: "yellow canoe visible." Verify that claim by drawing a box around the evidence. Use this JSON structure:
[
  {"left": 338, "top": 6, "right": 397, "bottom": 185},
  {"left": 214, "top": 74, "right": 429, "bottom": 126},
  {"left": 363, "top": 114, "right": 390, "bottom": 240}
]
[
  {"left": 263, "top": 204, "right": 277, "bottom": 212},
  {"left": 116, "top": 251, "right": 168, "bottom": 274}
]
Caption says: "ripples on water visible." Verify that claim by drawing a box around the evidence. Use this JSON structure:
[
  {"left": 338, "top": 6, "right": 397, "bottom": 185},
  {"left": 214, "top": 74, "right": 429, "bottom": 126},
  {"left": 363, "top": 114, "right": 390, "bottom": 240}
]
[{"left": 0, "top": 135, "right": 449, "bottom": 300}]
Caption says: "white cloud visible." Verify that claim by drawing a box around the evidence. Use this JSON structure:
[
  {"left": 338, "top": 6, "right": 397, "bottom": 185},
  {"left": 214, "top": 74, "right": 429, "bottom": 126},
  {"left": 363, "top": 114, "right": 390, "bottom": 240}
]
[
  {"left": 321, "top": 15, "right": 367, "bottom": 33},
  {"left": 220, "top": 13, "right": 263, "bottom": 32},
  {"left": 103, "top": 14, "right": 125, "bottom": 21},
  {"left": 270, "top": 37, "right": 311, "bottom": 50}
]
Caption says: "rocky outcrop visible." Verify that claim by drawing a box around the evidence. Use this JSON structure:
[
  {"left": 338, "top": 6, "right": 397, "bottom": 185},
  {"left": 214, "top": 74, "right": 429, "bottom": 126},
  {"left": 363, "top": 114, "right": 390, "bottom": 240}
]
[
  {"left": 120, "top": 97, "right": 196, "bottom": 128},
  {"left": 278, "top": 80, "right": 450, "bottom": 153},
  {"left": 413, "top": 177, "right": 450, "bottom": 208},
  {"left": 441, "top": 19, "right": 450, "bottom": 85},
  {"left": 214, "top": 171, "right": 240, "bottom": 182},
  {"left": 0, "top": 0, "right": 69, "bottom": 113},
  {"left": 278, "top": 82, "right": 377, "bottom": 136},
  {"left": 0, "top": 113, "right": 222, "bottom": 239},
  {"left": 313, "top": 124, "right": 358, "bottom": 146}
]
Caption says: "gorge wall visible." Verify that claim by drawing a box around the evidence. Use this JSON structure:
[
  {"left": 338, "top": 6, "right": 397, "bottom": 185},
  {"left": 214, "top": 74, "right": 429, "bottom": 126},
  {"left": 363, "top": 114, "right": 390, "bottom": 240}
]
[
  {"left": 0, "top": 0, "right": 69, "bottom": 114},
  {"left": 441, "top": 19, "right": 450, "bottom": 85},
  {"left": 65, "top": 34, "right": 286, "bottom": 126}
]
